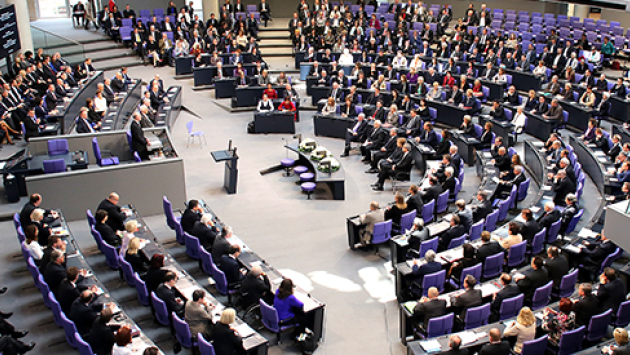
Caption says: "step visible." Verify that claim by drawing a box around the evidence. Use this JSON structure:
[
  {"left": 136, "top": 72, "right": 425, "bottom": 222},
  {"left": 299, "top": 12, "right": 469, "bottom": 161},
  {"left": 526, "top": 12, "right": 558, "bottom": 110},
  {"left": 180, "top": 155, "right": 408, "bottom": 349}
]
[
  {"left": 258, "top": 27, "right": 289, "bottom": 32},
  {"left": 258, "top": 32, "right": 289, "bottom": 40},
  {"left": 89, "top": 48, "right": 137, "bottom": 63},
  {"left": 60, "top": 42, "right": 126, "bottom": 57},
  {"left": 92, "top": 56, "right": 145, "bottom": 71},
  {"left": 259, "top": 41, "right": 293, "bottom": 48},
  {"left": 262, "top": 47, "right": 294, "bottom": 55}
]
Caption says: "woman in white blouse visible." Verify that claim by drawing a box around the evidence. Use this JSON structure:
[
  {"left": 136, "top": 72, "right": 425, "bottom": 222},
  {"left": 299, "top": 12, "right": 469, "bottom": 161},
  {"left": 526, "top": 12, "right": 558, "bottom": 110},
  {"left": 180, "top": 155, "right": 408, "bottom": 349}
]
[
  {"left": 503, "top": 307, "right": 537, "bottom": 354},
  {"left": 511, "top": 106, "right": 527, "bottom": 133},
  {"left": 119, "top": 220, "right": 137, "bottom": 257},
  {"left": 493, "top": 67, "right": 507, "bottom": 82},
  {"left": 257, "top": 94, "right": 274, "bottom": 112},
  {"left": 427, "top": 82, "right": 442, "bottom": 101},
  {"left": 112, "top": 325, "right": 134, "bottom": 355},
  {"left": 93, "top": 90, "right": 108, "bottom": 116},
  {"left": 23, "top": 225, "right": 44, "bottom": 262},
  {"left": 321, "top": 97, "right": 337, "bottom": 116},
  {"left": 492, "top": 221, "right": 523, "bottom": 249},
  {"left": 533, "top": 60, "right": 547, "bottom": 77},
  {"left": 409, "top": 54, "right": 423, "bottom": 71}
]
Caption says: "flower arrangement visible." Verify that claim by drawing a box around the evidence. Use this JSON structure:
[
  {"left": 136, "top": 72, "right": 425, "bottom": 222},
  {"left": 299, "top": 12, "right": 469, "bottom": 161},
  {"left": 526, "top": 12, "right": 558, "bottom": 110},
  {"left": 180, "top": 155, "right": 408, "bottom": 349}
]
[
  {"left": 310, "top": 146, "right": 332, "bottom": 161},
  {"left": 299, "top": 138, "right": 318, "bottom": 152},
  {"left": 317, "top": 157, "right": 341, "bottom": 173}
]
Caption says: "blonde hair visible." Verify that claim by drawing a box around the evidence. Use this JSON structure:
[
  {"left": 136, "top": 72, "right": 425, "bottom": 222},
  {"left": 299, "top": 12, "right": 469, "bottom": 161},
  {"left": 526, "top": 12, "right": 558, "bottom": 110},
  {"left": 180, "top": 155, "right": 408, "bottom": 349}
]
[
  {"left": 127, "top": 237, "right": 140, "bottom": 255},
  {"left": 220, "top": 308, "right": 236, "bottom": 325},
  {"left": 615, "top": 328, "right": 629, "bottom": 346},
  {"left": 517, "top": 307, "right": 536, "bottom": 327},
  {"left": 30, "top": 208, "right": 44, "bottom": 222},
  {"left": 125, "top": 220, "right": 137, "bottom": 233}
]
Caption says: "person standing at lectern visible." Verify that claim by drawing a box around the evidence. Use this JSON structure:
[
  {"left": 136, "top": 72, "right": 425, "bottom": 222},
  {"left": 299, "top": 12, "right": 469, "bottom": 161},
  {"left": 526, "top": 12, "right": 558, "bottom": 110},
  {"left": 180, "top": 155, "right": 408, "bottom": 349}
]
[{"left": 130, "top": 113, "right": 149, "bottom": 160}]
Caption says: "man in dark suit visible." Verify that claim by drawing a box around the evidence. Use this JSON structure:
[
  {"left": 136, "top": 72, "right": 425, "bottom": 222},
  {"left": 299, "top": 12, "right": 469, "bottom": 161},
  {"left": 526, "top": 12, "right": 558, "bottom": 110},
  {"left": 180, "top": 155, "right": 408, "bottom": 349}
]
[
  {"left": 360, "top": 120, "right": 388, "bottom": 163},
  {"left": 479, "top": 328, "right": 511, "bottom": 355},
  {"left": 219, "top": 245, "right": 245, "bottom": 289},
  {"left": 327, "top": 82, "right": 342, "bottom": 102},
  {"left": 477, "top": 231, "right": 505, "bottom": 264},
  {"left": 417, "top": 122, "right": 439, "bottom": 148},
  {"left": 490, "top": 273, "right": 521, "bottom": 322},
  {"left": 43, "top": 250, "right": 67, "bottom": 294},
  {"left": 370, "top": 101, "right": 386, "bottom": 121},
  {"left": 192, "top": 215, "right": 218, "bottom": 251},
  {"left": 45, "top": 84, "right": 64, "bottom": 111},
  {"left": 258, "top": 0, "right": 271, "bottom": 26},
  {"left": 574, "top": 283, "right": 601, "bottom": 326},
  {"left": 211, "top": 226, "right": 233, "bottom": 266},
  {"left": 406, "top": 185, "right": 424, "bottom": 218},
  {"left": 68, "top": 290, "right": 106, "bottom": 336},
  {"left": 411, "top": 250, "right": 441, "bottom": 295},
  {"left": 342, "top": 114, "right": 369, "bottom": 157},
  {"left": 450, "top": 275, "right": 483, "bottom": 319},
  {"left": 75, "top": 109, "right": 94, "bottom": 134},
  {"left": 516, "top": 256, "right": 550, "bottom": 305},
  {"left": 87, "top": 308, "right": 120, "bottom": 355},
  {"left": 518, "top": 209, "right": 540, "bottom": 245},
  {"left": 438, "top": 215, "right": 466, "bottom": 252},
  {"left": 373, "top": 143, "right": 413, "bottom": 191},
  {"left": 421, "top": 177, "right": 443, "bottom": 204},
  {"left": 537, "top": 202, "right": 561, "bottom": 231},
  {"left": 365, "top": 88, "right": 383, "bottom": 106},
  {"left": 94, "top": 209, "right": 121, "bottom": 247},
  {"left": 552, "top": 170, "right": 576, "bottom": 206},
  {"left": 494, "top": 165, "right": 526, "bottom": 199},
  {"left": 472, "top": 190, "right": 493, "bottom": 222},
  {"left": 413, "top": 287, "right": 447, "bottom": 329},
  {"left": 56, "top": 267, "right": 88, "bottom": 313},
  {"left": 241, "top": 265, "right": 272, "bottom": 308},
  {"left": 97, "top": 192, "right": 127, "bottom": 231},
  {"left": 130, "top": 113, "right": 150, "bottom": 160},
  {"left": 545, "top": 247, "right": 569, "bottom": 288},
  {"left": 181, "top": 199, "right": 203, "bottom": 234},
  {"left": 443, "top": 335, "right": 470, "bottom": 355},
  {"left": 155, "top": 271, "right": 186, "bottom": 319},
  {"left": 597, "top": 267, "right": 626, "bottom": 314},
  {"left": 111, "top": 72, "right": 126, "bottom": 93},
  {"left": 20, "top": 193, "right": 56, "bottom": 227},
  {"left": 493, "top": 147, "right": 511, "bottom": 172},
  {"left": 579, "top": 234, "right": 617, "bottom": 276}
]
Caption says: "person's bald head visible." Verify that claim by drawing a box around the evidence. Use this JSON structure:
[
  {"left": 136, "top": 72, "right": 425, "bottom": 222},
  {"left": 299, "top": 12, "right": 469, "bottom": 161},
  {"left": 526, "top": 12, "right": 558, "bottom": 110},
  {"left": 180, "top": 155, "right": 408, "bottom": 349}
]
[
  {"left": 108, "top": 192, "right": 120, "bottom": 203},
  {"left": 449, "top": 335, "right": 462, "bottom": 350},
  {"left": 427, "top": 287, "right": 438, "bottom": 298},
  {"left": 498, "top": 147, "right": 506, "bottom": 155},
  {"left": 251, "top": 265, "right": 263, "bottom": 276},
  {"left": 489, "top": 328, "right": 501, "bottom": 342}
]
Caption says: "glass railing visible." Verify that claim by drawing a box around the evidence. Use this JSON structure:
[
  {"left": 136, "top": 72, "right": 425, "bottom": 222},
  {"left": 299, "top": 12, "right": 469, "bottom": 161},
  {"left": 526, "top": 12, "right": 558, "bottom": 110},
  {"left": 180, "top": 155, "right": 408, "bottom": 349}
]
[{"left": 30, "top": 25, "right": 86, "bottom": 65}]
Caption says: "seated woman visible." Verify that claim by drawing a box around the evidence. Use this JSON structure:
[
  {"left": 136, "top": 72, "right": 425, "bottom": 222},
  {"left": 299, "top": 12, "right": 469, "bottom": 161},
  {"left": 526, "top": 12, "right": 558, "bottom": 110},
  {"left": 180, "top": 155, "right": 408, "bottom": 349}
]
[
  {"left": 85, "top": 98, "right": 103, "bottom": 130},
  {"left": 278, "top": 96, "right": 297, "bottom": 121},
  {"left": 492, "top": 222, "right": 522, "bottom": 249},
  {"left": 125, "top": 237, "right": 149, "bottom": 274},
  {"left": 273, "top": 279, "right": 305, "bottom": 336},
  {"left": 340, "top": 97, "right": 355, "bottom": 118},
  {"left": 263, "top": 83, "right": 277, "bottom": 99},
  {"left": 417, "top": 98, "right": 430, "bottom": 121},
  {"left": 384, "top": 104, "right": 399, "bottom": 128},
  {"left": 476, "top": 122, "right": 493, "bottom": 149},
  {"left": 212, "top": 308, "right": 246, "bottom": 355},
  {"left": 503, "top": 307, "right": 536, "bottom": 354},
  {"left": 257, "top": 93, "right": 274, "bottom": 112},
  {"left": 321, "top": 97, "right": 337, "bottom": 116},
  {"left": 542, "top": 297, "right": 576, "bottom": 347},
  {"left": 275, "top": 72, "right": 288, "bottom": 86},
  {"left": 471, "top": 79, "right": 484, "bottom": 99},
  {"left": 459, "top": 115, "right": 475, "bottom": 136},
  {"left": 385, "top": 193, "right": 411, "bottom": 230},
  {"left": 427, "top": 82, "right": 442, "bottom": 101},
  {"left": 93, "top": 90, "right": 108, "bottom": 117},
  {"left": 23, "top": 225, "right": 44, "bottom": 264}
]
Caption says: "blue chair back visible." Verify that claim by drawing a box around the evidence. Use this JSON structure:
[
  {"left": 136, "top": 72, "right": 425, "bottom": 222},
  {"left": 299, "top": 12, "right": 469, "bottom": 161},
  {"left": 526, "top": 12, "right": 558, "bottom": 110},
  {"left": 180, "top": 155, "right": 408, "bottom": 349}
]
[
  {"left": 174, "top": 220, "right": 185, "bottom": 245},
  {"left": 60, "top": 313, "right": 79, "bottom": 348},
  {"left": 517, "top": 178, "right": 530, "bottom": 201},
  {"left": 564, "top": 209, "right": 583, "bottom": 235},
  {"left": 469, "top": 220, "right": 484, "bottom": 241},
  {"left": 557, "top": 325, "right": 586, "bottom": 355},
  {"left": 520, "top": 335, "right": 548, "bottom": 355},
  {"left": 260, "top": 299, "right": 280, "bottom": 333},
  {"left": 484, "top": 210, "right": 499, "bottom": 232},
  {"left": 459, "top": 263, "right": 482, "bottom": 288},
  {"left": 48, "top": 139, "right": 69, "bottom": 156},
  {"left": 200, "top": 247, "right": 214, "bottom": 276},
  {"left": 198, "top": 333, "right": 216, "bottom": 355},
  {"left": 555, "top": 269, "right": 578, "bottom": 299},
  {"left": 150, "top": 292, "right": 171, "bottom": 326},
  {"left": 482, "top": 252, "right": 503, "bottom": 279},
  {"left": 506, "top": 241, "right": 527, "bottom": 267},
  {"left": 616, "top": 300, "right": 630, "bottom": 327},
  {"left": 497, "top": 199, "right": 510, "bottom": 222},
  {"left": 184, "top": 232, "right": 201, "bottom": 260},
  {"left": 126, "top": 130, "right": 133, "bottom": 151},
  {"left": 426, "top": 313, "right": 454, "bottom": 338},
  {"left": 48, "top": 291, "right": 63, "bottom": 326},
  {"left": 43, "top": 159, "right": 66, "bottom": 173},
  {"left": 16, "top": 226, "right": 25, "bottom": 243},
  {"left": 211, "top": 262, "right": 229, "bottom": 295},
  {"left": 372, "top": 220, "right": 392, "bottom": 245},
  {"left": 102, "top": 242, "right": 120, "bottom": 270},
  {"left": 120, "top": 257, "right": 136, "bottom": 286},
  {"left": 436, "top": 191, "right": 449, "bottom": 214},
  {"left": 422, "top": 270, "right": 446, "bottom": 296},
  {"left": 162, "top": 196, "right": 176, "bottom": 230},
  {"left": 133, "top": 273, "right": 150, "bottom": 306},
  {"left": 398, "top": 210, "right": 416, "bottom": 233},
  {"left": 599, "top": 247, "right": 622, "bottom": 274},
  {"left": 499, "top": 293, "right": 524, "bottom": 321},
  {"left": 419, "top": 237, "right": 438, "bottom": 258},
  {"left": 12, "top": 212, "right": 20, "bottom": 231},
  {"left": 422, "top": 200, "right": 435, "bottom": 224},
  {"left": 173, "top": 312, "right": 194, "bottom": 348},
  {"left": 547, "top": 219, "right": 561, "bottom": 244},
  {"left": 586, "top": 309, "right": 613, "bottom": 342},
  {"left": 90, "top": 226, "right": 105, "bottom": 254},
  {"left": 531, "top": 281, "right": 553, "bottom": 310},
  {"left": 92, "top": 137, "right": 103, "bottom": 165},
  {"left": 447, "top": 234, "right": 466, "bottom": 249},
  {"left": 86, "top": 209, "right": 95, "bottom": 227},
  {"left": 76, "top": 332, "right": 94, "bottom": 355},
  {"left": 464, "top": 303, "right": 491, "bottom": 329},
  {"left": 530, "top": 228, "right": 546, "bottom": 255}
]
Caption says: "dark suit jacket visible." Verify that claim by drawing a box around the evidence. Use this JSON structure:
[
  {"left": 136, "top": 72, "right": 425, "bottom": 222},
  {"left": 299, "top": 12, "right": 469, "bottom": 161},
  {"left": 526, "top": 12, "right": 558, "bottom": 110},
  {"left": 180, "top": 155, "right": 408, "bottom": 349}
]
[
  {"left": 87, "top": 319, "right": 118, "bottom": 355},
  {"left": 130, "top": 120, "right": 147, "bottom": 154},
  {"left": 613, "top": 345, "right": 630, "bottom": 355},
  {"left": 414, "top": 298, "right": 447, "bottom": 328},
  {"left": 192, "top": 221, "right": 217, "bottom": 250},
  {"left": 517, "top": 267, "right": 550, "bottom": 303},
  {"left": 367, "top": 127, "right": 388, "bottom": 149},
  {"left": 583, "top": 239, "right": 617, "bottom": 265},
  {"left": 537, "top": 209, "right": 561, "bottom": 231},
  {"left": 211, "top": 236, "right": 231, "bottom": 265},
  {"left": 473, "top": 200, "right": 493, "bottom": 222},
  {"left": 491, "top": 284, "right": 520, "bottom": 315},
  {"left": 574, "top": 295, "right": 601, "bottom": 326},
  {"left": 545, "top": 255, "right": 569, "bottom": 288},
  {"left": 407, "top": 194, "right": 424, "bottom": 218},
  {"left": 68, "top": 298, "right": 102, "bottom": 336},
  {"left": 57, "top": 278, "right": 87, "bottom": 313},
  {"left": 422, "top": 184, "right": 444, "bottom": 204},
  {"left": 451, "top": 288, "right": 483, "bottom": 318},
  {"left": 439, "top": 225, "right": 466, "bottom": 251},
  {"left": 411, "top": 261, "right": 441, "bottom": 285},
  {"left": 519, "top": 219, "right": 540, "bottom": 244},
  {"left": 419, "top": 129, "right": 439, "bottom": 148},
  {"left": 552, "top": 177, "right": 575, "bottom": 206},
  {"left": 142, "top": 268, "right": 167, "bottom": 293},
  {"left": 479, "top": 341, "right": 511, "bottom": 355},
  {"left": 97, "top": 199, "right": 126, "bottom": 231},
  {"left": 598, "top": 278, "right": 626, "bottom": 314},
  {"left": 181, "top": 208, "right": 201, "bottom": 234},
  {"left": 111, "top": 77, "right": 125, "bottom": 92},
  {"left": 156, "top": 283, "right": 185, "bottom": 317},
  {"left": 95, "top": 221, "right": 120, "bottom": 246},
  {"left": 75, "top": 117, "right": 93, "bottom": 134},
  {"left": 442, "top": 176, "right": 456, "bottom": 195},
  {"left": 219, "top": 255, "right": 244, "bottom": 287},
  {"left": 241, "top": 273, "right": 271, "bottom": 307},
  {"left": 476, "top": 241, "right": 504, "bottom": 264},
  {"left": 44, "top": 262, "right": 67, "bottom": 295},
  {"left": 212, "top": 323, "right": 244, "bottom": 355},
  {"left": 494, "top": 154, "right": 511, "bottom": 172}
]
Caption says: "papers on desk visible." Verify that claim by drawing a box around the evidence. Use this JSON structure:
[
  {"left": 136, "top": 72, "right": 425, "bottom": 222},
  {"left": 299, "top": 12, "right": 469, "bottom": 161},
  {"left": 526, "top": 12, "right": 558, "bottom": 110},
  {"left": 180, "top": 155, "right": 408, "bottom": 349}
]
[
  {"left": 138, "top": 240, "right": 150, "bottom": 249},
  {"left": 227, "top": 236, "right": 247, "bottom": 250},
  {"left": 234, "top": 323, "right": 256, "bottom": 338},
  {"left": 440, "top": 249, "right": 462, "bottom": 263},
  {"left": 420, "top": 339, "right": 442, "bottom": 353},
  {"left": 578, "top": 228, "right": 599, "bottom": 239},
  {"left": 419, "top": 145, "right": 432, "bottom": 153},
  {"left": 594, "top": 151, "right": 607, "bottom": 157},
  {"left": 442, "top": 213, "right": 453, "bottom": 222},
  {"left": 131, "top": 336, "right": 150, "bottom": 352},
  {"left": 532, "top": 141, "right": 544, "bottom": 147},
  {"left": 403, "top": 301, "right": 417, "bottom": 313},
  {"left": 94, "top": 286, "right": 104, "bottom": 296},
  {"left": 542, "top": 185, "right": 552, "bottom": 191},
  {"left": 530, "top": 206, "right": 541, "bottom": 214},
  {"left": 250, "top": 260, "right": 262, "bottom": 268},
  {"left": 535, "top": 312, "right": 545, "bottom": 320},
  {"left": 492, "top": 177, "right": 500, "bottom": 183},
  {"left": 513, "top": 214, "right": 525, "bottom": 223},
  {"left": 483, "top": 152, "right": 493, "bottom": 158},
  {"left": 564, "top": 244, "right": 581, "bottom": 254},
  {"left": 479, "top": 282, "right": 500, "bottom": 296},
  {"left": 110, "top": 303, "right": 122, "bottom": 314},
  {"left": 427, "top": 221, "right": 450, "bottom": 236},
  {"left": 51, "top": 227, "right": 69, "bottom": 236},
  {"left": 457, "top": 331, "right": 483, "bottom": 345}
]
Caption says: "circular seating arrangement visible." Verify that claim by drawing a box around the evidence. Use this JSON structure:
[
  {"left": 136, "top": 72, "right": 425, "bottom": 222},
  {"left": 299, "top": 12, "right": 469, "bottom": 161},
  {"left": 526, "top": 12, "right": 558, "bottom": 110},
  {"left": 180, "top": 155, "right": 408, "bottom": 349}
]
[
  {"left": 294, "top": 166, "right": 308, "bottom": 175},
  {"left": 301, "top": 182, "right": 316, "bottom": 199},
  {"left": 281, "top": 158, "right": 295, "bottom": 177},
  {"left": 300, "top": 172, "right": 315, "bottom": 182}
]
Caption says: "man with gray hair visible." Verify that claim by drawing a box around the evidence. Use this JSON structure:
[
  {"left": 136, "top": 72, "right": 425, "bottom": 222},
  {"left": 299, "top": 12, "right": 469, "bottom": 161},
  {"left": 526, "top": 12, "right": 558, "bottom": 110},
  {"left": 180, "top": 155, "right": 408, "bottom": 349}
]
[
  {"left": 407, "top": 218, "right": 429, "bottom": 253},
  {"left": 212, "top": 225, "right": 234, "bottom": 265},
  {"left": 472, "top": 190, "right": 493, "bottom": 222},
  {"left": 359, "top": 201, "right": 385, "bottom": 247},
  {"left": 537, "top": 201, "right": 561, "bottom": 230},
  {"left": 413, "top": 286, "right": 447, "bottom": 329},
  {"left": 360, "top": 119, "right": 388, "bottom": 163},
  {"left": 451, "top": 275, "right": 482, "bottom": 319},
  {"left": 342, "top": 113, "right": 369, "bottom": 156},
  {"left": 552, "top": 169, "right": 576, "bottom": 206},
  {"left": 493, "top": 165, "right": 525, "bottom": 200},
  {"left": 130, "top": 111, "right": 149, "bottom": 160},
  {"left": 192, "top": 214, "right": 218, "bottom": 250},
  {"left": 373, "top": 142, "right": 413, "bottom": 191},
  {"left": 559, "top": 193, "right": 579, "bottom": 235},
  {"left": 241, "top": 265, "right": 272, "bottom": 307},
  {"left": 411, "top": 250, "right": 441, "bottom": 296},
  {"left": 441, "top": 166, "right": 456, "bottom": 195},
  {"left": 444, "top": 334, "right": 467, "bottom": 355},
  {"left": 138, "top": 106, "right": 154, "bottom": 128}
]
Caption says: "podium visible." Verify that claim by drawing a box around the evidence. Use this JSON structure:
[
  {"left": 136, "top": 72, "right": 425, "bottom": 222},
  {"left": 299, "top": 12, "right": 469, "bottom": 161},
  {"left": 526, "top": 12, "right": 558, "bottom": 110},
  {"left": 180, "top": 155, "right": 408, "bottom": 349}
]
[{"left": 211, "top": 149, "right": 238, "bottom": 194}]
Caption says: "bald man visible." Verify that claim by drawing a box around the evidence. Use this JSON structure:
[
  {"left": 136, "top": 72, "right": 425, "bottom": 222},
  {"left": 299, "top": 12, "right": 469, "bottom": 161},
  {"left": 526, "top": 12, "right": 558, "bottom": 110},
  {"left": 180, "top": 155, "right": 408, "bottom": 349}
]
[
  {"left": 96, "top": 193, "right": 128, "bottom": 231},
  {"left": 479, "top": 328, "right": 510, "bottom": 355},
  {"left": 241, "top": 265, "right": 272, "bottom": 307}
]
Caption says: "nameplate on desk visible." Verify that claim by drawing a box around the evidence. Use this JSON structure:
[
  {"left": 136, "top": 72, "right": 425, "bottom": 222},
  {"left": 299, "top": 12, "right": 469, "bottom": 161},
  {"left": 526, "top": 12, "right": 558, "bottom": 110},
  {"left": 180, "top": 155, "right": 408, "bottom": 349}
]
[{"left": 492, "top": 177, "right": 500, "bottom": 183}]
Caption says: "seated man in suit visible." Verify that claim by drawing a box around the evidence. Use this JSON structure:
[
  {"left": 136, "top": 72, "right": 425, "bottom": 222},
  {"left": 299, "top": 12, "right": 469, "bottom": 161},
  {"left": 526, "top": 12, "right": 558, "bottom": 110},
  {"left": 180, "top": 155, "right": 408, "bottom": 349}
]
[
  {"left": 579, "top": 232, "right": 617, "bottom": 279},
  {"left": 573, "top": 283, "right": 601, "bottom": 327},
  {"left": 421, "top": 177, "right": 443, "bottom": 204},
  {"left": 358, "top": 201, "right": 385, "bottom": 248},
  {"left": 75, "top": 108, "right": 95, "bottom": 134},
  {"left": 443, "top": 335, "right": 469, "bottom": 355},
  {"left": 219, "top": 245, "right": 245, "bottom": 289},
  {"left": 536, "top": 202, "right": 561, "bottom": 231},
  {"left": 181, "top": 199, "right": 203, "bottom": 234},
  {"left": 342, "top": 113, "right": 369, "bottom": 157},
  {"left": 43, "top": 250, "right": 68, "bottom": 294},
  {"left": 476, "top": 231, "right": 505, "bottom": 264},
  {"left": 68, "top": 290, "right": 108, "bottom": 337},
  {"left": 406, "top": 218, "right": 430, "bottom": 254},
  {"left": 211, "top": 226, "right": 234, "bottom": 266},
  {"left": 438, "top": 215, "right": 466, "bottom": 252},
  {"left": 493, "top": 165, "right": 526, "bottom": 200},
  {"left": 372, "top": 142, "right": 413, "bottom": 191},
  {"left": 192, "top": 214, "right": 218, "bottom": 251},
  {"left": 552, "top": 170, "right": 576, "bottom": 206},
  {"left": 360, "top": 120, "right": 388, "bottom": 163},
  {"left": 410, "top": 250, "right": 441, "bottom": 296},
  {"left": 94, "top": 209, "right": 121, "bottom": 247},
  {"left": 472, "top": 190, "right": 493, "bottom": 222},
  {"left": 413, "top": 287, "right": 447, "bottom": 330},
  {"left": 515, "top": 256, "right": 549, "bottom": 305},
  {"left": 479, "top": 328, "right": 511, "bottom": 355},
  {"left": 597, "top": 267, "right": 626, "bottom": 315},
  {"left": 490, "top": 273, "right": 521, "bottom": 322},
  {"left": 450, "top": 275, "right": 483, "bottom": 320},
  {"left": 517, "top": 209, "right": 540, "bottom": 245},
  {"left": 454, "top": 200, "right": 473, "bottom": 231},
  {"left": 155, "top": 271, "right": 186, "bottom": 319},
  {"left": 416, "top": 122, "right": 439, "bottom": 149},
  {"left": 493, "top": 147, "right": 511, "bottom": 172},
  {"left": 406, "top": 185, "right": 424, "bottom": 218},
  {"left": 97, "top": 192, "right": 128, "bottom": 231},
  {"left": 241, "top": 265, "right": 272, "bottom": 308},
  {"left": 559, "top": 194, "right": 579, "bottom": 237},
  {"left": 57, "top": 266, "right": 90, "bottom": 313},
  {"left": 545, "top": 247, "right": 569, "bottom": 289}
]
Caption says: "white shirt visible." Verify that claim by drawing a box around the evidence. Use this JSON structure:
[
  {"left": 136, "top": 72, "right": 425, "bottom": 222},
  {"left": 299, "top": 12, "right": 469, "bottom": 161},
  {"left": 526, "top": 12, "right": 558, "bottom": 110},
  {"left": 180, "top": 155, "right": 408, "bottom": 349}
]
[
  {"left": 119, "top": 231, "right": 134, "bottom": 257},
  {"left": 394, "top": 56, "right": 408, "bottom": 68},
  {"left": 511, "top": 112, "right": 527, "bottom": 131},
  {"left": 338, "top": 54, "right": 354, "bottom": 65},
  {"left": 112, "top": 344, "right": 134, "bottom": 355},
  {"left": 257, "top": 99, "right": 273, "bottom": 112},
  {"left": 24, "top": 240, "right": 44, "bottom": 260},
  {"left": 94, "top": 96, "right": 108, "bottom": 112}
]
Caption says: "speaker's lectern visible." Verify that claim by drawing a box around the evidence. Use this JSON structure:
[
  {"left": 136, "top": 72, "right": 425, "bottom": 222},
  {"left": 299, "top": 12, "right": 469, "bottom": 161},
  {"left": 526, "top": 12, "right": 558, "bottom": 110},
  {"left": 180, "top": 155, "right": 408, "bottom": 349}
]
[{"left": 211, "top": 141, "right": 238, "bottom": 194}]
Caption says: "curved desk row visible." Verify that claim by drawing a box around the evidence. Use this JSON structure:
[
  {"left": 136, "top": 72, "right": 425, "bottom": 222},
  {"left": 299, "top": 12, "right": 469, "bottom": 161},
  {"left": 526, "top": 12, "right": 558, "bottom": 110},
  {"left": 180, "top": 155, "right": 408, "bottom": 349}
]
[
  {"left": 193, "top": 64, "right": 258, "bottom": 88},
  {"left": 100, "top": 81, "right": 143, "bottom": 132},
  {"left": 155, "top": 86, "right": 183, "bottom": 129},
  {"left": 174, "top": 53, "right": 257, "bottom": 76},
  {"left": 124, "top": 206, "right": 270, "bottom": 354},
  {"left": 55, "top": 71, "right": 104, "bottom": 134},
  {"left": 285, "top": 143, "right": 345, "bottom": 200}
]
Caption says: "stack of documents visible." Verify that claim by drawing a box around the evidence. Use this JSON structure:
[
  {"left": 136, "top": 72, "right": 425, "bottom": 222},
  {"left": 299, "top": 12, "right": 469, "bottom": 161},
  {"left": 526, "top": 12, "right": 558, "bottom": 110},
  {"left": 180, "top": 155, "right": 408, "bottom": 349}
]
[{"left": 420, "top": 339, "right": 442, "bottom": 353}]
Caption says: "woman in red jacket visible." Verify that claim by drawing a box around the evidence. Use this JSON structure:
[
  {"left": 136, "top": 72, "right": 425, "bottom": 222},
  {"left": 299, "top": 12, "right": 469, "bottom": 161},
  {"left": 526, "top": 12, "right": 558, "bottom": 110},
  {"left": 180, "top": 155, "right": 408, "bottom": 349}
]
[
  {"left": 263, "top": 83, "right": 277, "bottom": 99},
  {"left": 278, "top": 96, "right": 297, "bottom": 121}
]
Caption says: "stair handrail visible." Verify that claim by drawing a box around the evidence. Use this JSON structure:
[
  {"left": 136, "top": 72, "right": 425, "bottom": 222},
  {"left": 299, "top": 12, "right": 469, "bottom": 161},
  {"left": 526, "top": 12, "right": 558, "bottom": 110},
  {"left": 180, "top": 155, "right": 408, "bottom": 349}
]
[{"left": 30, "top": 25, "right": 83, "bottom": 46}]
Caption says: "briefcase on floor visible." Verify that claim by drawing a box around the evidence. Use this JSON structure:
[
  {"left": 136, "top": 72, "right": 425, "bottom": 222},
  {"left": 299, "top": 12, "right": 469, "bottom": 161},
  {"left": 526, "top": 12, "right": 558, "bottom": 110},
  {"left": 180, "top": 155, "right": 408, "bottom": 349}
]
[{"left": 247, "top": 120, "right": 255, "bottom": 134}]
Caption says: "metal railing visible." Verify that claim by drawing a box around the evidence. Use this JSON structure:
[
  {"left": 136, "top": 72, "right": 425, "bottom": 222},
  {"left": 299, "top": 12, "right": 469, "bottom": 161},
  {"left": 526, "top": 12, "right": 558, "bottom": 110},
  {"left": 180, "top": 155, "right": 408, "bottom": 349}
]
[{"left": 30, "top": 25, "right": 86, "bottom": 65}]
